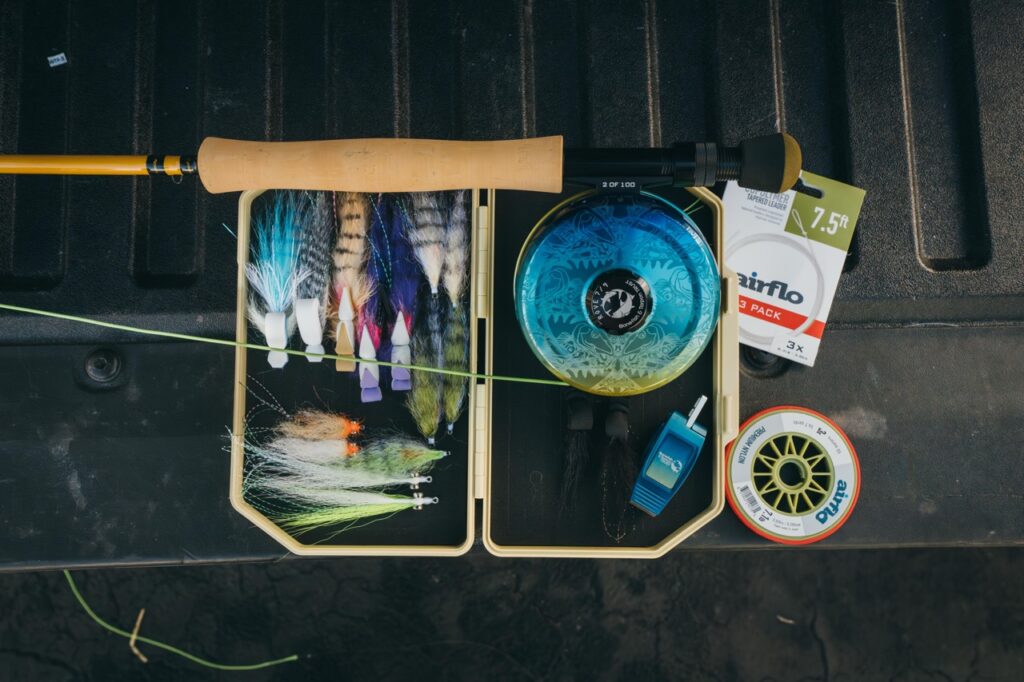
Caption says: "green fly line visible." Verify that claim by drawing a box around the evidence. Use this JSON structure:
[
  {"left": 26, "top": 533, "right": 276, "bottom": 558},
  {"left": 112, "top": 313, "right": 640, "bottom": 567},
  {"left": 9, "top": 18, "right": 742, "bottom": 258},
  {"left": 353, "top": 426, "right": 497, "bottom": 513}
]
[
  {"left": 683, "top": 197, "right": 705, "bottom": 216},
  {"left": 0, "top": 303, "right": 567, "bottom": 387},
  {"left": 64, "top": 570, "right": 298, "bottom": 671}
]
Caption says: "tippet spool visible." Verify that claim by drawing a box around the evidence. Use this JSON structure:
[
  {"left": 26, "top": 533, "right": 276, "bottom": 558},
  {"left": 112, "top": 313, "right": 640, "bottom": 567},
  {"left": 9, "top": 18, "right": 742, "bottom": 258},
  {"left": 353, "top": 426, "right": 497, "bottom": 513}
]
[
  {"left": 726, "top": 406, "right": 860, "bottom": 545},
  {"left": 514, "top": 190, "right": 720, "bottom": 396}
]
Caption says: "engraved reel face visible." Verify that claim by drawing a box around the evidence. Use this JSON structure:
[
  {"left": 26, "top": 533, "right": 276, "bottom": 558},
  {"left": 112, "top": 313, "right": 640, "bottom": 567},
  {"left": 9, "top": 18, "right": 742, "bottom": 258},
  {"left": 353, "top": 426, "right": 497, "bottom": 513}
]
[{"left": 514, "top": 191, "right": 720, "bottom": 396}]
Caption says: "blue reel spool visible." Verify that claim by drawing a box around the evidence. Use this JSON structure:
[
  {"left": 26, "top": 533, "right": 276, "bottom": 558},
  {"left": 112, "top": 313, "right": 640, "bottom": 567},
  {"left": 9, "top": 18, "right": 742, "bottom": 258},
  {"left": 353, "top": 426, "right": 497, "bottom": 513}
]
[{"left": 515, "top": 190, "right": 720, "bottom": 396}]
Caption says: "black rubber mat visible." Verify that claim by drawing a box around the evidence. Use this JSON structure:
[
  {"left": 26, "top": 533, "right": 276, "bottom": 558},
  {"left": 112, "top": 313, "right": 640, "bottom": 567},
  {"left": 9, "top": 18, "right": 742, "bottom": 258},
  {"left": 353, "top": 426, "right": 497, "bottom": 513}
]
[
  {"left": 1, "top": 548, "right": 1022, "bottom": 680},
  {"left": 0, "top": 0, "right": 1021, "bottom": 568}
]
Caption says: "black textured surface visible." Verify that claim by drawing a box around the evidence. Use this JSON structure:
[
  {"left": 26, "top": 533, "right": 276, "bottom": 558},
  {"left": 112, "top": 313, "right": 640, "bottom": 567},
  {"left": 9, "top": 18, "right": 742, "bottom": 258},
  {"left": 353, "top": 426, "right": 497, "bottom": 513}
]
[
  {"left": 1, "top": 548, "right": 1022, "bottom": 680},
  {"left": 1, "top": 0, "right": 1023, "bottom": 569}
]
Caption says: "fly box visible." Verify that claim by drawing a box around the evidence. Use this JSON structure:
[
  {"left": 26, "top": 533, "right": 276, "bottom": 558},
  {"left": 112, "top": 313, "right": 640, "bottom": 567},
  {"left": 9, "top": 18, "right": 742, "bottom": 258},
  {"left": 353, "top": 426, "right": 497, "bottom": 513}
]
[{"left": 229, "top": 185, "right": 739, "bottom": 558}]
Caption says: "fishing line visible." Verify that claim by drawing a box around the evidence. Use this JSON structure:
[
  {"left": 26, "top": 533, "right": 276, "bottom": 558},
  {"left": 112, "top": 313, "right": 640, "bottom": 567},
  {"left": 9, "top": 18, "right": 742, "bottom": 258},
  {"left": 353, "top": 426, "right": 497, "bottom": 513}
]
[
  {"left": 0, "top": 302, "right": 567, "bottom": 387},
  {"left": 725, "top": 406, "right": 860, "bottom": 545},
  {"left": 64, "top": 570, "right": 298, "bottom": 671},
  {"left": 682, "top": 197, "right": 703, "bottom": 214}
]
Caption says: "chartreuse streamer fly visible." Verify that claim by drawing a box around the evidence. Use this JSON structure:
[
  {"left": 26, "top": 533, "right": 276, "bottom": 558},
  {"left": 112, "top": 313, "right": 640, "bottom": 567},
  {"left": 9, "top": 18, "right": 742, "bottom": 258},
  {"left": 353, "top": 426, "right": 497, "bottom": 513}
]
[
  {"left": 441, "top": 191, "right": 471, "bottom": 434},
  {"left": 241, "top": 407, "right": 448, "bottom": 534}
]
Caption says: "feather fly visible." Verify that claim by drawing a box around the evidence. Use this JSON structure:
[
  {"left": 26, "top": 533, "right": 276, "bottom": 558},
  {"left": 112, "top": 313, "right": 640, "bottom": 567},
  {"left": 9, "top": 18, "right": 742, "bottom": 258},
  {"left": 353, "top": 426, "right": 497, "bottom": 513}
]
[
  {"left": 259, "top": 435, "right": 445, "bottom": 476},
  {"left": 441, "top": 191, "right": 470, "bottom": 433},
  {"left": 273, "top": 492, "right": 438, "bottom": 535},
  {"left": 559, "top": 391, "right": 594, "bottom": 515},
  {"left": 246, "top": 191, "right": 307, "bottom": 368},
  {"left": 404, "top": 192, "right": 448, "bottom": 443},
  {"left": 275, "top": 409, "right": 363, "bottom": 441},
  {"left": 359, "top": 436, "right": 448, "bottom": 475},
  {"left": 407, "top": 193, "right": 446, "bottom": 296},
  {"left": 600, "top": 401, "right": 640, "bottom": 543},
  {"left": 358, "top": 195, "right": 394, "bottom": 402},
  {"left": 406, "top": 314, "right": 443, "bottom": 444},
  {"left": 387, "top": 197, "right": 420, "bottom": 390},
  {"left": 441, "top": 191, "right": 469, "bottom": 304},
  {"left": 294, "top": 191, "right": 336, "bottom": 360},
  {"left": 331, "top": 192, "right": 371, "bottom": 372},
  {"left": 246, "top": 439, "right": 440, "bottom": 492},
  {"left": 240, "top": 411, "right": 445, "bottom": 536}
]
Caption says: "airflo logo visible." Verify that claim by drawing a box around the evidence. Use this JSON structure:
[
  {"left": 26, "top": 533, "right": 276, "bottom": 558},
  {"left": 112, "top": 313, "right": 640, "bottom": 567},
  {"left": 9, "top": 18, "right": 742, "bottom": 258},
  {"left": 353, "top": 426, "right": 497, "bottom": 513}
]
[
  {"left": 815, "top": 479, "right": 849, "bottom": 524},
  {"left": 737, "top": 271, "right": 805, "bottom": 305}
]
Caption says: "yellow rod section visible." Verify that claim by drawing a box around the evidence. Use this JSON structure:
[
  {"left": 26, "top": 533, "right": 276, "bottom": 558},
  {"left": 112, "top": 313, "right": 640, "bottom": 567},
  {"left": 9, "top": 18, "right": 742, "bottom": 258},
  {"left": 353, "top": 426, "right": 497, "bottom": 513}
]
[
  {"left": 0, "top": 155, "right": 152, "bottom": 175},
  {"left": 163, "top": 155, "right": 183, "bottom": 175}
]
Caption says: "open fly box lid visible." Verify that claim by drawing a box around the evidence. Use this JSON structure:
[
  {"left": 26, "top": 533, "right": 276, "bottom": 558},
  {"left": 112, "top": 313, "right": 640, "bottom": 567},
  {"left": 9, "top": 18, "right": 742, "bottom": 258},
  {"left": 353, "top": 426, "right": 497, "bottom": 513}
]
[
  {"left": 483, "top": 186, "right": 738, "bottom": 558},
  {"left": 229, "top": 186, "right": 739, "bottom": 558},
  {"left": 230, "top": 189, "right": 482, "bottom": 557}
]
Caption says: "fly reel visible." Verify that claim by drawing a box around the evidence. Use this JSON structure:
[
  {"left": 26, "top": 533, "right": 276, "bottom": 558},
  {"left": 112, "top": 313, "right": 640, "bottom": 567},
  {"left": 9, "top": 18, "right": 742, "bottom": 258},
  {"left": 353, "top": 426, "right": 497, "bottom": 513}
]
[{"left": 514, "top": 190, "right": 720, "bottom": 396}]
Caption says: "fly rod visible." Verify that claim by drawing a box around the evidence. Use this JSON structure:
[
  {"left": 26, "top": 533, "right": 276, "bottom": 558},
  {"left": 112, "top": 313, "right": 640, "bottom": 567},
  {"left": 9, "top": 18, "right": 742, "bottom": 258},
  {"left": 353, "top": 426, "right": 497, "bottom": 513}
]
[{"left": 0, "top": 133, "right": 800, "bottom": 194}]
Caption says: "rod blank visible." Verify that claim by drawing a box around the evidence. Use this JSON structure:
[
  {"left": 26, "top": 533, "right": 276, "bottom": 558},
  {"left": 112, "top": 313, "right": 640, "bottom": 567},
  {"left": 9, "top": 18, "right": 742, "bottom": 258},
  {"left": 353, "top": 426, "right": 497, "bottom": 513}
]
[{"left": 0, "top": 154, "right": 193, "bottom": 176}]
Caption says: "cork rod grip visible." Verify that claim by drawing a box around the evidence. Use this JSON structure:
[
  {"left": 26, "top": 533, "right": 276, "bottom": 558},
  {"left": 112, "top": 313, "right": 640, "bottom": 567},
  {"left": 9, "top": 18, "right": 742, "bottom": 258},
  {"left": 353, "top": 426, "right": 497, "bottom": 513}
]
[{"left": 197, "top": 136, "right": 564, "bottom": 194}]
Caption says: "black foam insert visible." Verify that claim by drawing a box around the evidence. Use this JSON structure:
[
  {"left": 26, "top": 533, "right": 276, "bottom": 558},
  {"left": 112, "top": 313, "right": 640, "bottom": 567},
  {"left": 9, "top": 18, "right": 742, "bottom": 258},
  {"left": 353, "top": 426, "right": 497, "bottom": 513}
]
[
  {"left": 240, "top": 191, "right": 471, "bottom": 549},
  {"left": 488, "top": 188, "right": 719, "bottom": 549}
]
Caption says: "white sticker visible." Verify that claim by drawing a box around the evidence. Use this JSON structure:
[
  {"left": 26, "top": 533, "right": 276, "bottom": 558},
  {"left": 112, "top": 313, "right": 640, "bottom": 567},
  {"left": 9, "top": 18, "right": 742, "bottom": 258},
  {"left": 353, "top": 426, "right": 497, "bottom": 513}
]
[
  {"left": 723, "top": 172, "right": 865, "bottom": 366},
  {"left": 47, "top": 53, "right": 68, "bottom": 67}
]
